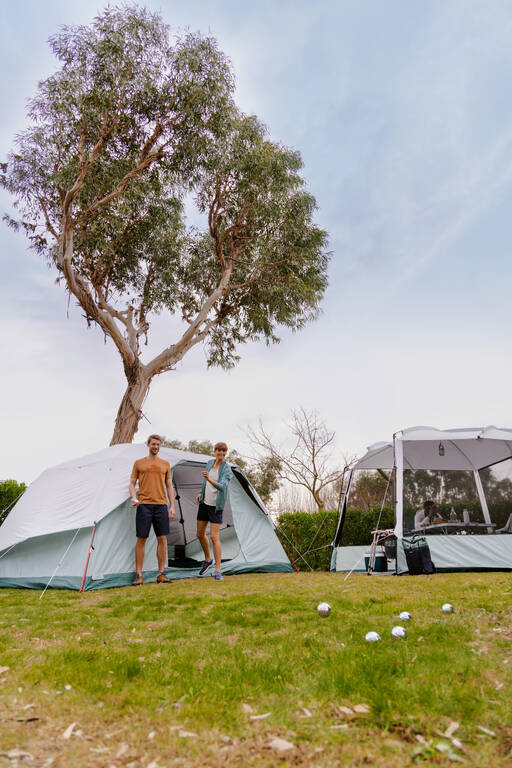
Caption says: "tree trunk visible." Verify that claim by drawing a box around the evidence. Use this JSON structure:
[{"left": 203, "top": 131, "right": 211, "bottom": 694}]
[
  {"left": 313, "top": 490, "right": 324, "bottom": 510},
  {"left": 110, "top": 371, "right": 152, "bottom": 445}
]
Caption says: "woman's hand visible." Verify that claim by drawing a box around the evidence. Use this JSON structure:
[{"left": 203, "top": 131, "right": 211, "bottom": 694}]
[
  {"left": 201, "top": 471, "right": 209, "bottom": 480},
  {"left": 196, "top": 493, "right": 201, "bottom": 504}
]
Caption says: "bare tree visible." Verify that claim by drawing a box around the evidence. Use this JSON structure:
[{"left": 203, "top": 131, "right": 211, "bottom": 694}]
[
  {"left": 321, "top": 454, "right": 358, "bottom": 510},
  {"left": 247, "top": 407, "right": 344, "bottom": 510}
]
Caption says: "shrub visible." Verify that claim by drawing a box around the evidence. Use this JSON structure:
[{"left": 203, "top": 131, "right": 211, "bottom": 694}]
[
  {"left": 0, "top": 479, "right": 26, "bottom": 526},
  {"left": 340, "top": 506, "right": 394, "bottom": 546},
  {"left": 275, "top": 510, "right": 338, "bottom": 571},
  {"left": 274, "top": 506, "right": 395, "bottom": 570}
]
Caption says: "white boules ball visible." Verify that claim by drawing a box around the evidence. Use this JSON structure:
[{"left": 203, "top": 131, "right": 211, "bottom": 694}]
[
  {"left": 365, "top": 631, "right": 381, "bottom": 642},
  {"left": 442, "top": 603, "right": 454, "bottom": 613},
  {"left": 391, "top": 625, "right": 407, "bottom": 638},
  {"left": 317, "top": 602, "right": 331, "bottom": 617},
  {"left": 399, "top": 611, "right": 412, "bottom": 621}
]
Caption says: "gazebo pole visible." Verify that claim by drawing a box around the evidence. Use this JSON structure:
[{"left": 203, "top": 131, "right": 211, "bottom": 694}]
[
  {"left": 393, "top": 432, "right": 404, "bottom": 539},
  {"left": 332, "top": 468, "right": 353, "bottom": 547},
  {"left": 473, "top": 470, "right": 493, "bottom": 533}
]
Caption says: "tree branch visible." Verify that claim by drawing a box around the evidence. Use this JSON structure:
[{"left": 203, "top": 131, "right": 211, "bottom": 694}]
[
  {"left": 145, "top": 260, "right": 233, "bottom": 378},
  {"left": 57, "top": 230, "right": 137, "bottom": 369},
  {"left": 79, "top": 123, "right": 164, "bottom": 220},
  {"left": 62, "top": 109, "right": 120, "bottom": 217},
  {"left": 37, "top": 197, "right": 58, "bottom": 240}
]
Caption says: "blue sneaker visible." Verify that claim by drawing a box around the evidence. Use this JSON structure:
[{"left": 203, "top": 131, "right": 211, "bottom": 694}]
[
  {"left": 199, "top": 558, "right": 213, "bottom": 576},
  {"left": 213, "top": 571, "right": 223, "bottom": 581}
]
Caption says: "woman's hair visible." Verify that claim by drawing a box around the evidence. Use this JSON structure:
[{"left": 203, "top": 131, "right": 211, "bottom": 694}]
[
  {"left": 214, "top": 441, "right": 228, "bottom": 452},
  {"left": 424, "top": 500, "right": 435, "bottom": 510},
  {"left": 147, "top": 434, "right": 162, "bottom": 445}
]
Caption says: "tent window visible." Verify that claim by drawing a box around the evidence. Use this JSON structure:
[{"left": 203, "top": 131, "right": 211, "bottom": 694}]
[
  {"left": 478, "top": 460, "right": 512, "bottom": 532},
  {"left": 404, "top": 468, "right": 512, "bottom": 533}
]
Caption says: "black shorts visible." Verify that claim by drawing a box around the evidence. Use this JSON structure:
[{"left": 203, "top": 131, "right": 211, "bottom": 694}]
[
  {"left": 197, "top": 501, "right": 223, "bottom": 525},
  {"left": 136, "top": 504, "right": 169, "bottom": 538}
]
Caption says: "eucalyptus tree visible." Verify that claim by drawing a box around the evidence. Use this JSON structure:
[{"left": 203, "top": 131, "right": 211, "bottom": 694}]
[{"left": 2, "top": 6, "right": 329, "bottom": 444}]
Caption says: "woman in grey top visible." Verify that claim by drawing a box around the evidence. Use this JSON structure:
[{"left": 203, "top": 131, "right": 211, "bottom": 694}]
[{"left": 195, "top": 442, "right": 233, "bottom": 581}]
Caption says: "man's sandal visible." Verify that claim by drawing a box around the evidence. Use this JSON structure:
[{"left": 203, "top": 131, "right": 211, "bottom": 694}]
[
  {"left": 132, "top": 574, "right": 143, "bottom": 586},
  {"left": 157, "top": 572, "right": 172, "bottom": 584}
]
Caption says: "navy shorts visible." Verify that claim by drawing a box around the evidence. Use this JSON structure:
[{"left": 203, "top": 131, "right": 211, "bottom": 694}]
[
  {"left": 136, "top": 504, "right": 169, "bottom": 538},
  {"left": 197, "top": 501, "right": 223, "bottom": 525}
]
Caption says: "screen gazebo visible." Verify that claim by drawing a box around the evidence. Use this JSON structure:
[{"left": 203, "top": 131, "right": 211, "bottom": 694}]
[{"left": 332, "top": 426, "right": 512, "bottom": 573}]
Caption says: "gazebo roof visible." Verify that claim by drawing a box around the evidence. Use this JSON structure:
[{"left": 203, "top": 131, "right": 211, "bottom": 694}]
[{"left": 354, "top": 426, "right": 512, "bottom": 472}]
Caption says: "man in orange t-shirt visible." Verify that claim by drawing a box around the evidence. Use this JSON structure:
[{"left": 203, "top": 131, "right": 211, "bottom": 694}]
[{"left": 129, "top": 434, "right": 175, "bottom": 586}]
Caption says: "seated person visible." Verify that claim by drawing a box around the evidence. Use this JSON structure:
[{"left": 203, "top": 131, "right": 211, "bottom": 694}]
[
  {"left": 414, "top": 500, "right": 447, "bottom": 528},
  {"left": 497, "top": 512, "right": 512, "bottom": 534}
]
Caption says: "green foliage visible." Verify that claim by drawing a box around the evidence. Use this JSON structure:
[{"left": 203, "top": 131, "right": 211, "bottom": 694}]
[
  {"left": 243, "top": 455, "right": 282, "bottom": 506},
  {"left": 275, "top": 507, "right": 397, "bottom": 570},
  {"left": 351, "top": 468, "right": 512, "bottom": 516},
  {"left": 1, "top": 4, "right": 329, "bottom": 386},
  {"left": 478, "top": 467, "right": 512, "bottom": 502},
  {"left": 404, "top": 467, "right": 512, "bottom": 507},
  {"left": 349, "top": 471, "right": 392, "bottom": 512},
  {"left": 162, "top": 438, "right": 215, "bottom": 457},
  {"left": 275, "top": 510, "right": 339, "bottom": 570},
  {"left": 0, "top": 479, "right": 26, "bottom": 526},
  {"left": 189, "top": 115, "right": 329, "bottom": 367},
  {"left": 3, "top": 6, "right": 233, "bottom": 283},
  {"left": 341, "top": 507, "right": 395, "bottom": 545},
  {"left": 432, "top": 500, "right": 512, "bottom": 529}
]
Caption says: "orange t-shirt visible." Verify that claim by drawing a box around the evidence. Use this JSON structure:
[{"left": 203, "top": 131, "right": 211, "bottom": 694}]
[{"left": 131, "top": 457, "right": 171, "bottom": 505}]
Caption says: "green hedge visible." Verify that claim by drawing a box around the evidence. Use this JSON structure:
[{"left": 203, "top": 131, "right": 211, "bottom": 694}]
[
  {"left": 340, "top": 507, "right": 395, "bottom": 545},
  {"left": 275, "top": 510, "right": 338, "bottom": 571},
  {"left": 275, "top": 500, "right": 512, "bottom": 572},
  {"left": 274, "top": 507, "right": 395, "bottom": 571}
]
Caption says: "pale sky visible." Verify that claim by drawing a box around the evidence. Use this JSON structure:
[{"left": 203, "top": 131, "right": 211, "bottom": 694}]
[{"left": 1, "top": 0, "right": 512, "bottom": 484}]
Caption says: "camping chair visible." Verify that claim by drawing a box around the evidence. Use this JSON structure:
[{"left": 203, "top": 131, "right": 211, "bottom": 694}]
[
  {"left": 367, "top": 529, "right": 395, "bottom": 574},
  {"left": 496, "top": 513, "right": 512, "bottom": 534}
]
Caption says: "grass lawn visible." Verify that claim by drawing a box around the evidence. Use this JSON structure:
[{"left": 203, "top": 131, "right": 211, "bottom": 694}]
[{"left": 0, "top": 571, "right": 511, "bottom": 767}]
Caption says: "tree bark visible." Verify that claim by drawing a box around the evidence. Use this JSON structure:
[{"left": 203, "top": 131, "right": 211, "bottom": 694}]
[
  {"left": 313, "top": 490, "right": 324, "bottom": 510},
  {"left": 110, "top": 370, "right": 152, "bottom": 445}
]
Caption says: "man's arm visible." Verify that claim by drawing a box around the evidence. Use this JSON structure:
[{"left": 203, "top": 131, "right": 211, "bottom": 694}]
[
  {"left": 129, "top": 464, "right": 139, "bottom": 506},
  {"left": 166, "top": 469, "right": 176, "bottom": 518}
]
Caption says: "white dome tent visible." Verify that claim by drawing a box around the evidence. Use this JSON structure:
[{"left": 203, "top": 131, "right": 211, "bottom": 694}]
[
  {"left": 0, "top": 444, "right": 293, "bottom": 590},
  {"left": 332, "top": 426, "right": 512, "bottom": 574}
]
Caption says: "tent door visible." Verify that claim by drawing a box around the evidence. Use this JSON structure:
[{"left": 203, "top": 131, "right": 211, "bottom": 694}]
[{"left": 167, "top": 464, "right": 241, "bottom": 568}]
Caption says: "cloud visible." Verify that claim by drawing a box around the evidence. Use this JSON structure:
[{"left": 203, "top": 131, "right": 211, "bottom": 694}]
[{"left": 2, "top": 0, "right": 512, "bottom": 487}]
